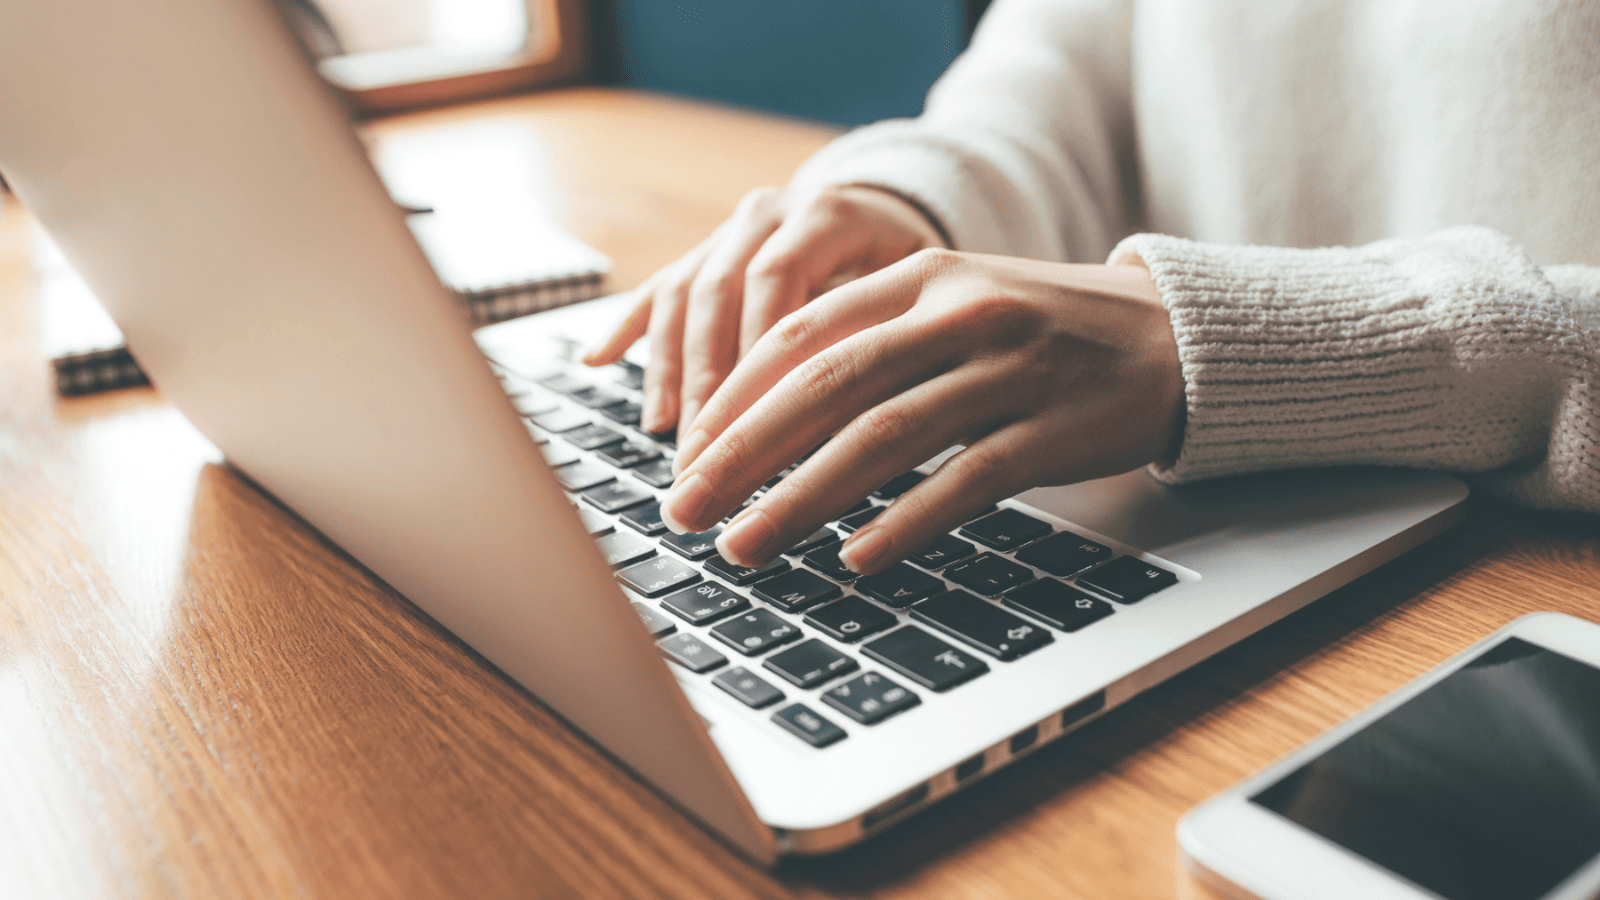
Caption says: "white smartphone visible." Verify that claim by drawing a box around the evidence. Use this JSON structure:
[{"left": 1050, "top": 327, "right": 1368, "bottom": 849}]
[{"left": 1180, "top": 612, "right": 1600, "bottom": 900}]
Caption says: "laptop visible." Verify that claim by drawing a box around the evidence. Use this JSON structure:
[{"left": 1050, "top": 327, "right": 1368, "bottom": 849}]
[{"left": 0, "top": 0, "right": 1468, "bottom": 863}]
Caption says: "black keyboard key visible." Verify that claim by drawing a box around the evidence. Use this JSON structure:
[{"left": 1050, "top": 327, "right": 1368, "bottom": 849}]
[
  {"left": 959, "top": 508, "right": 1052, "bottom": 551},
  {"left": 837, "top": 505, "right": 884, "bottom": 533},
  {"left": 872, "top": 470, "right": 926, "bottom": 500},
  {"left": 613, "top": 361, "right": 645, "bottom": 391},
  {"left": 801, "top": 542, "right": 858, "bottom": 582},
  {"left": 1013, "top": 531, "right": 1112, "bottom": 577},
  {"left": 595, "top": 531, "right": 655, "bottom": 568},
  {"left": 617, "top": 555, "right": 701, "bottom": 597},
  {"left": 751, "top": 569, "right": 842, "bottom": 612},
  {"left": 944, "top": 552, "right": 1035, "bottom": 597},
  {"left": 822, "top": 671, "right": 921, "bottom": 724},
  {"left": 527, "top": 407, "right": 589, "bottom": 433},
  {"left": 1002, "top": 579, "right": 1114, "bottom": 632},
  {"left": 911, "top": 590, "right": 1053, "bottom": 661},
  {"left": 581, "top": 480, "right": 654, "bottom": 513},
  {"left": 704, "top": 554, "right": 791, "bottom": 586},
  {"left": 594, "top": 440, "right": 661, "bottom": 469},
  {"left": 856, "top": 563, "right": 944, "bottom": 609},
  {"left": 554, "top": 460, "right": 615, "bottom": 491},
  {"left": 660, "top": 527, "right": 723, "bottom": 560},
  {"left": 563, "top": 422, "right": 627, "bottom": 451},
  {"left": 1076, "top": 556, "right": 1178, "bottom": 603},
  {"left": 710, "top": 609, "right": 801, "bottom": 656},
  {"left": 763, "top": 639, "right": 859, "bottom": 689},
  {"left": 862, "top": 626, "right": 989, "bottom": 692},
  {"left": 771, "top": 703, "right": 846, "bottom": 748},
  {"left": 713, "top": 667, "right": 784, "bottom": 709},
  {"left": 659, "top": 632, "right": 726, "bottom": 673},
  {"left": 618, "top": 501, "right": 669, "bottom": 536},
  {"left": 631, "top": 459, "right": 677, "bottom": 488},
  {"left": 598, "top": 400, "right": 643, "bottom": 426},
  {"left": 570, "top": 386, "right": 624, "bottom": 409},
  {"left": 660, "top": 581, "right": 750, "bottom": 625},
  {"left": 783, "top": 527, "right": 839, "bottom": 556},
  {"left": 631, "top": 601, "right": 677, "bottom": 637},
  {"left": 907, "top": 534, "right": 977, "bottom": 571},
  {"left": 803, "top": 596, "right": 896, "bottom": 642},
  {"left": 576, "top": 507, "right": 614, "bottom": 536}
]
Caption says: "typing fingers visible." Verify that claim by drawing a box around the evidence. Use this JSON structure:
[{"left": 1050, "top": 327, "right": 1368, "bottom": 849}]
[
  {"left": 674, "top": 248, "right": 954, "bottom": 472},
  {"left": 678, "top": 188, "right": 786, "bottom": 437},
  {"left": 713, "top": 364, "right": 1021, "bottom": 567}
]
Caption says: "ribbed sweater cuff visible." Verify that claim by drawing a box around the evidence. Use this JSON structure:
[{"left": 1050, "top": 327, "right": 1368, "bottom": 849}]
[{"left": 1109, "top": 229, "right": 1580, "bottom": 487}]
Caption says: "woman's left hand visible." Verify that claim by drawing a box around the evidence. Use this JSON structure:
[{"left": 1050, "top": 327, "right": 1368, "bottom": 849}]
[{"left": 658, "top": 248, "right": 1186, "bottom": 575}]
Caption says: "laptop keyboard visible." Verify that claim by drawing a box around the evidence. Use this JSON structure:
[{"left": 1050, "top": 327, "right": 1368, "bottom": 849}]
[{"left": 493, "top": 356, "right": 1178, "bottom": 750}]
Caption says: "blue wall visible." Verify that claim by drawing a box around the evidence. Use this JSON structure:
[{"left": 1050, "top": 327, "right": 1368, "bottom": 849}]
[{"left": 592, "top": 1, "right": 972, "bottom": 127}]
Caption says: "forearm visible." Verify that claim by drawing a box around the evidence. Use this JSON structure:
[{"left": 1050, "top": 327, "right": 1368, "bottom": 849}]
[{"left": 1116, "top": 227, "right": 1600, "bottom": 513}]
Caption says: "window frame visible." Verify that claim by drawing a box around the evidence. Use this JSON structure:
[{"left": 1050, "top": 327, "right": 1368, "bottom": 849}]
[{"left": 326, "top": 0, "right": 588, "bottom": 116}]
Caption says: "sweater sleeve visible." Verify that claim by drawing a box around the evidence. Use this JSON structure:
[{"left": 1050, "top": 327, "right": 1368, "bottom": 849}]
[
  {"left": 1111, "top": 227, "right": 1600, "bottom": 514},
  {"left": 786, "top": 0, "right": 1137, "bottom": 264}
]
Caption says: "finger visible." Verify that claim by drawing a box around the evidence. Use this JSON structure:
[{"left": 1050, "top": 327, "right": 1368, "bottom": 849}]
[
  {"left": 676, "top": 249, "right": 954, "bottom": 472},
  {"left": 839, "top": 419, "right": 1043, "bottom": 575},
  {"left": 665, "top": 296, "right": 974, "bottom": 533},
  {"left": 634, "top": 236, "right": 725, "bottom": 433},
  {"left": 642, "top": 276, "right": 691, "bottom": 434},
  {"left": 678, "top": 191, "right": 786, "bottom": 437},
  {"left": 582, "top": 288, "right": 653, "bottom": 366},
  {"left": 714, "top": 364, "right": 1019, "bottom": 567},
  {"left": 739, "top": 203, "right": 877, "bottom": 358}
]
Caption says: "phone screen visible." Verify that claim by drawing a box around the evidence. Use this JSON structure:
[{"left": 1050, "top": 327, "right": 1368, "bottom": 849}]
[{"left": 1252, "top": 637, "right": 1600, "bottom": 900}]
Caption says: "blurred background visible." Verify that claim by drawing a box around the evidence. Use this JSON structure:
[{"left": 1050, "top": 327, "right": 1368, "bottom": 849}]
[{"left": 310, "top": 0, "right": 990, "bottom": 124}]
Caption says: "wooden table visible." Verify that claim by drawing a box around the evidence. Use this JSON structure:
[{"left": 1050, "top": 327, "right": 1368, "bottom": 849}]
[{"left": 1, "top": 87, "right": 1595, "bottom": 900}]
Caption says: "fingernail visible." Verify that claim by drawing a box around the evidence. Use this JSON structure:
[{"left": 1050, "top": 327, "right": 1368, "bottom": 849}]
[
  {"left": 661, "top": 471, "right": 713, "bottom": 534},
  {"left": 840, "top": 526, "right": 890, "bottom": 574},
  {"left": 674, "top": 428, "right": 711, "bottom": 476},
  {"left": 717, "top": 508, "right": 777, "bottom": 567}
]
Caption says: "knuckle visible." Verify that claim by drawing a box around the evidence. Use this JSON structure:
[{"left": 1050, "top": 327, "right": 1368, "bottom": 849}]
[
  {"left": 851, "top": 402, "right": 921, "bottom": 453},
  {"left": 907, "top": 245, "right": 960, "bottom": 275},
  {"left": 767, "top": 309, "right": 818, "bottom": 358},
  {"left": 711, "top": 427, "right": 757, "bottom": 483},
  {"left": 794, "top": 350, "right": 855, "bottom": 404},
  {"left": 948, "top": 445, "right": 1012, "bottom": 495}
]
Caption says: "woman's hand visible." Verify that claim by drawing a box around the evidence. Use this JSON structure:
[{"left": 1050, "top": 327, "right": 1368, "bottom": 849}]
[
  {"left": 582, "top": 184, "right": 948, "bottom": 436},
  {"left": 657, "top": 248, "right": 1185, "bottom": 575}
]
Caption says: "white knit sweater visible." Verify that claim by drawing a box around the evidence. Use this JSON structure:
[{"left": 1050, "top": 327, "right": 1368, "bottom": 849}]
[{"left": 789, "top": 0, "right": 1600, "bottom": 513}]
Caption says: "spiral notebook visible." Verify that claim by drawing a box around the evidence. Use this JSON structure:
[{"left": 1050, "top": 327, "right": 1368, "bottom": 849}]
[{"left": 43, "top": 204, "right": 610, "bottom": 395}]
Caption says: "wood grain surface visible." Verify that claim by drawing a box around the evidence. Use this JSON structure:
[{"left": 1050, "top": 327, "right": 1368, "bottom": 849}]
[{"left": 1, "top": 87, "right": 1596, "bottom": 900}]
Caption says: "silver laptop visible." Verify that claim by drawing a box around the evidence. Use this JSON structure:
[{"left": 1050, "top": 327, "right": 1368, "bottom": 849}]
[{"left": 0, "top": 0, "right": 1467, "bottom": 862}]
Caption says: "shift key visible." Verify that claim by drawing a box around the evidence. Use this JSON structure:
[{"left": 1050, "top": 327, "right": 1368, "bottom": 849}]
[{"left": 862, "top": 626, "right": 989, "bottom": 692}]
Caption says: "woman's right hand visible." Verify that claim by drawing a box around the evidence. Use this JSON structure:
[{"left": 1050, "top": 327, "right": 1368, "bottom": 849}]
[{"left": 582, "top": 183, "right": 949, "bottom": 438}]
